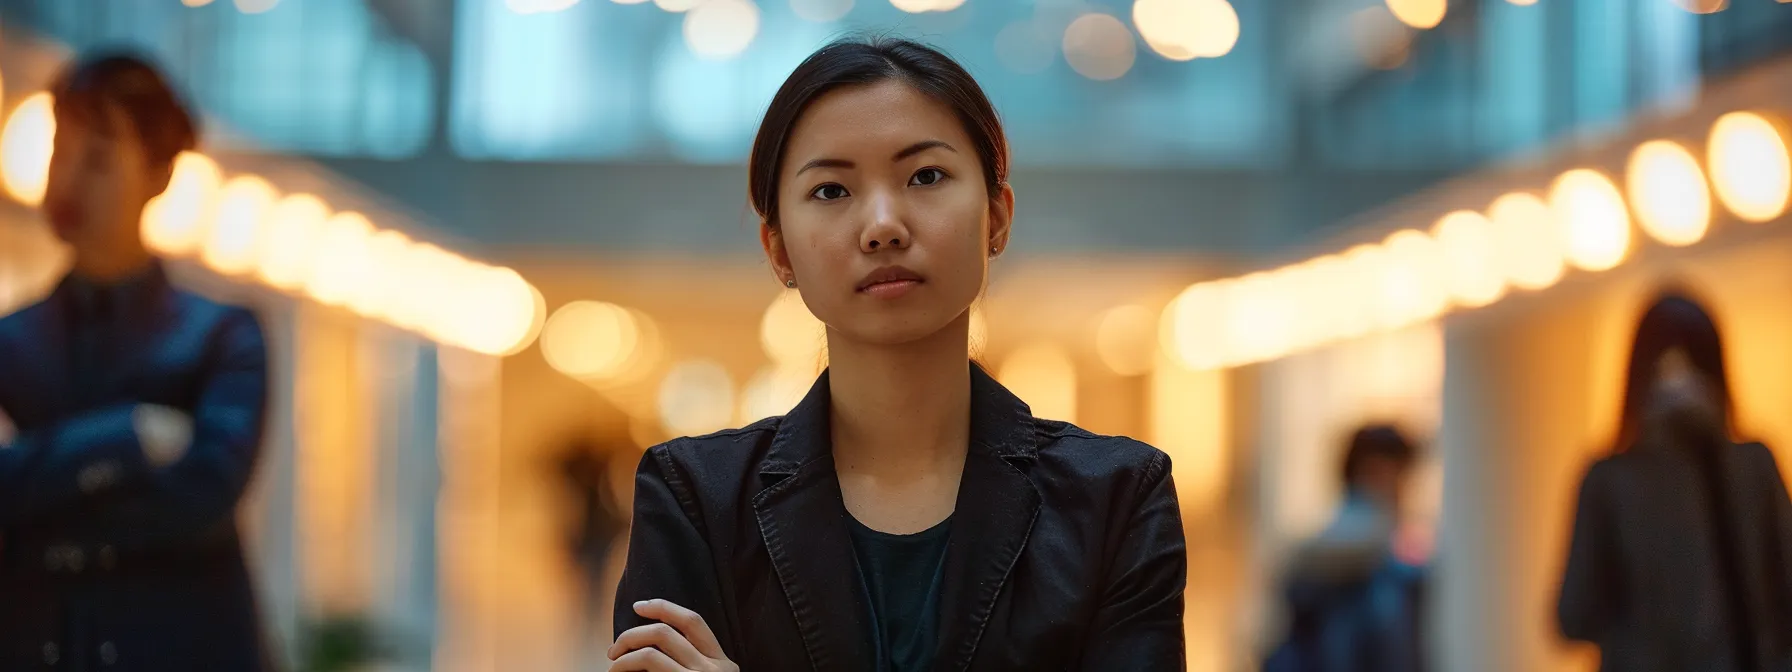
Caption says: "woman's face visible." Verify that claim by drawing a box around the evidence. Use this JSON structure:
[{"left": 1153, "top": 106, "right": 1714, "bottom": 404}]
[
  {"left": 1650, "top": 348, "right": 1724, "bottom": 439},
  {"left": 762, "top": 80, "right": 1013, "bottom": 348},
  {"left": 43, "top": 104, "right": 160, "bottom": 253}
]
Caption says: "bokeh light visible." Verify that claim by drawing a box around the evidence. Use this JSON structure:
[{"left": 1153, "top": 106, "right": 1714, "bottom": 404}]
[
  {"left": 1708, "top": 111, "right": 1791, "bottom": 223},
  {"left": 1431, "top": 210, "right": 1506, "bottom": 308},
  {"left": 360, "top": 230, "right": 415, "bottom": 323},
  {"left": 998, "top": 343, "right": 1078, "bottom": 422},
  {"left": 1386, "top": 0, "right": 1446, "bottom": 29},
  {"left": 182, "top": 0, "right": 215, "bottom": 6},
  {"left": 257, "top": 193, "right": 331, "bottom": 291},
  {"left": 658, "top": 360, "right": 737, "bottom": 437},
  {"left": 234, "top": 0, "right": 280, "bottom": 12},
  {"left": 1063, "top": 13, "right": 1137, "bottom": 81},
  {"left": 654, "top": 0, "right": 702, "bottom": 11},
  {"left": 200, "top": 175, "right": 278, "bottom": 275},
  {"left": 1095, "top": 304, "right": 1156, "bottom": 376},
  {"left": 305, "top": 211, "right": 376, "bottom": 308},
  {"left": 1487, "top": 192, "right": 1565, "bottom": 291},
  {"left": 141, "top": 152, "right": 224, "bottom": 255},
  {"left": 457, "top": 266, "right": 545, "bottom": 357},
  {"left": 790, "top": 0, "right": 851, "bottom": 21},
  {"left": 1376, "top": 229, "right": 1448, "bottom": 329},
  {"left": 1132, "top": 0, "right": 1240, "bottom": 61},
  {"left": 1671, "top": 0, "right": 1727, "bottom": 13},
  {"left": 1161, "top": 281, "right": 1230, "bottom": 370},
  {"left": 738, "top": 365, "right": 814, "bottom": 424},
  {"left": 1626, "top": 139, "right": 1710, "bottom": 247},
  {"left": 1, "top": 93, "right": 55, "bottom": 206},
  {"left": 1549, "top": 169, "right": 1631, "bottom": 272},
  {"left": 761, "top": 290, "right": 826, "bottom": 371},
  {"left": 683, "top": 0, "right": 760, "bottom": 60},
  {"left": 543, "top": 301, "right": 643, "bottom": 381}
]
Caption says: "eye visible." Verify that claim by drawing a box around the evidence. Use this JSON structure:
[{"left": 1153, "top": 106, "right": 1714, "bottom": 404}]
[
  {"left": 809, "top": 183, "right": 849, "bottom": 201},
  {"left": 909, "top": 167, "right": 948, "bottom": 187}
]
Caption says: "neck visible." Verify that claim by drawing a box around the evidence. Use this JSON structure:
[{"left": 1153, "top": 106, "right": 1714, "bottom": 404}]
[
  {"left": 70, "top": 232, "right": 155, "bottom": 283},
  {"left": 826, "top": 310, "right": 974, "bottom": 472}
]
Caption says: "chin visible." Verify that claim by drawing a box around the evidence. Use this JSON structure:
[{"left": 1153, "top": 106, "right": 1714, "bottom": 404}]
[{"left": 836, "top": 307, "right": 966, "bottom": 349}]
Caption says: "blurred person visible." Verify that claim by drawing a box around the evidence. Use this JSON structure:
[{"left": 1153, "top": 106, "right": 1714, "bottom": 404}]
[
  {"left": 550, "top": 436, "right": 629, "bottom": 639},
  {"left": 1264, "top": 424, "right": 1428, "bottom": 672},
  {"left": 1557, "top": 291, "right": 1792, "bottom": 671},
  {"left": 0, "top": 52, "right": 272, "bottom": 670},
  {"left": 609, "top": 37, "right": 1187, "bottom": 672}
]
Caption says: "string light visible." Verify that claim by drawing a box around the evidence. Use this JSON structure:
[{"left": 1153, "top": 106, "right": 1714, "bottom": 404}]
[
  {"left": 1549, "top": 169, "right": 1631, "bottom": 272},
  {"left": 257, "top": 193, "right": 331, "bottom": 291},
  {"left": 1627, "top": 140, "right": 1711, "bottom": 247},
  {"left": 1385, "top": 0, "right": 1446, "bottom": 29},
  {"left": 1487, "top": 192, "right": 1565, "bottom": 291},
  {"left": 1431, "top": 210, "right": 1506, "bottom": 308},
  {"left": 683, "top": 0, "right": 759, "bottom": 59},
  {"left": 200, "top": 175, "right": 277, "bottom": 275},
  {"left": 544, "top": 301, "right": 643, "bottom": 381},
  {"left": 1, "top": 93, "right": 55, "bottom": 206},
  {"left": 1132, "top": 0, "right": 1240, "bottom": 61},
  {"left": 1708, "top": 111, "right": 1791, "bottom": 223},
  {"left": 141, "top": 152, "right": 224, "bottom": 255}
]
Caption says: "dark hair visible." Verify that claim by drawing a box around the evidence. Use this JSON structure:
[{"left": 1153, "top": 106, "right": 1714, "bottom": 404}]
[
  {"left": 50, "top": 51, "right": 199, "bottom": 170},
  {"left": 1614, "top": 288, "right": 1734, "bottom": 451},
  {"left": 1340, "top": 424, "right": 1417, "bottom": 487},
  {"left": 747, "top": 37, "right": 1009, "bottom": 227}
]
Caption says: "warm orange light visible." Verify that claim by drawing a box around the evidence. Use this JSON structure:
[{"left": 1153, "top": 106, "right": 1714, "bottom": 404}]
[
  {"left": 1161, "top": 281, "right": 1231, "bottom": 370},
  {"left": 200, "top": 175, "right": 277, "bottom": 275},
  {"left": 1, "top": 93, "right": 55, "bottom": 206},
  {"left": 256, "top": 193, "right": 330, "bottom": 291},
  {"left": 1377, "top": 229, "right": 1447, "bottom": 329},
  {"left": 998, "top": 343, "right": 1079, "bottom": 422},
  {"left": 140, "top": 152, "right": 223, "bottom": 256},
  {"left": 761, "top": 290, "right": 826, "bottom": 371},
  {"left": 1386, "top": 0, "right": 1445, "bottom": 29},
  {"left": 1133, "top": 0, "right": 1240, "bottom": 61},
  {"left": 1671, "top": 0, "right": 1726, "bottom": 13},
  {"left": 1431, "top": 210, "right": 1506, "bottom": 308},
  {"left": 1095, "top": 304, "right": 1158, "bottom": 376},
  {"left": 1626, "top": 140, "right": 1711, "bottom": 247},
  {"left": 1487, "top": 192, "right": 1565, "bottom": 291},
  {"left": 305, "top": 211, "right": 376, "bottom": 308},
  {"left": 1708, "top": 112, "right": 1791, "bottom": 223},
  {"left": 1549, "top": 169, "right": 1631, "bottom": 272},
  {"left": 542, "top": 301, "right": 642, "bottom": 381},
  {"left": 658, "top": 360, "right": 736, "bottom": 437}
]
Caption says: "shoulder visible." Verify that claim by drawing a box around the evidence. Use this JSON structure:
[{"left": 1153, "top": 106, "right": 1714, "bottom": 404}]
[
  {"left": 1028, "top": 419, "right": 1173, "bottom": 490},
  {"left": 169, "top": 289, "right": 262, "bottom": 332},
  {"left": 634, "top": 417, "right": 783, "bottom": 491},
  {"left": 0, "top": 294, "right": 53, "bottom": 339}
]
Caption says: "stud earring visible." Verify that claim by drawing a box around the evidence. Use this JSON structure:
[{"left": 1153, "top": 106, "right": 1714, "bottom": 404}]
[{"left": 785, "top": 279, "right": 797, "bottom": 288}]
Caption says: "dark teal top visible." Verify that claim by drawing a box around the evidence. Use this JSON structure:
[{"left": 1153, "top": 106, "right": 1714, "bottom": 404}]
[{"left": 848, "top": 515, "right": 952, "bottom": 672}]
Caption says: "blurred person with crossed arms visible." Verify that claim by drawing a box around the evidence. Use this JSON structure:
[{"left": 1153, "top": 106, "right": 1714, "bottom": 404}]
[{"left": 0, "top": 51, "right": 272, "bottom": 670}]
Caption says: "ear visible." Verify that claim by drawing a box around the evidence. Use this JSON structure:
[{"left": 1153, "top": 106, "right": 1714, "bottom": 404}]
[
  {"left": 987, "top": 182, "right": 1015, "bottom": 256},
  {"left": 760, "top": 220, "right": 795, "bottom": 286}
]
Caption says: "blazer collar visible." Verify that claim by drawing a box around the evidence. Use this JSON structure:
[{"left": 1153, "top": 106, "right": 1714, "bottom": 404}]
[{"left": 751, "top": 362, "right": 1044, "bottom": 672}]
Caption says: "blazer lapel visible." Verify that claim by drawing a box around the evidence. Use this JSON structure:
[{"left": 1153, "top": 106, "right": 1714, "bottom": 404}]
[
  {"left": 753, "top": 371, "right": 876, "bottom": 671},
  {"left": 933, "top": 366, "right": 1043, "bottom": 672}
]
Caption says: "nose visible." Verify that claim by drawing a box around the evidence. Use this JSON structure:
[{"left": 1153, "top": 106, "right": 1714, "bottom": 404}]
[{"left": 860, "top": 189, "right": 912, "bottom": 253}]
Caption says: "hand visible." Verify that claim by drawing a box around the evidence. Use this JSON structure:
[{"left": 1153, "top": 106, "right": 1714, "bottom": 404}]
[
  {"left": 607, "top": 599, "right": 738, "bottom": 672},
  {"left": 133, "top": 404, "right": 193, "bottom": 467},
  {"left": 0, "top": 405, "right": 15, "bottom": 448}
]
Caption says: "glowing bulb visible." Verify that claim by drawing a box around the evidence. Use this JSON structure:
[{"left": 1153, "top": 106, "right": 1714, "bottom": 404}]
[
  {"left": 1, "top": 93, "right": 55, "bottom": 206},
  {"left": 234, "top": 0, "right": 279, "bottom": 12},
  {"left": 1708, "top": 111, "right": 1791, "bottom": 223},
  {"left": 998, "top": 343, "right": 1078, "bottom": 422},
  {"left": 257, "top": 193, "right": 330, "bottom": 291},
  {"left": 200, "top": 175, "right": 277, "bottom": 275},
  {"left": 1549, "top": 169, "right": 1631, "bottom": 272},
  {"left": 1161, "top": 281, "right": 1230, "bottom": 370},
  {"left": 305, "top": 211, "right": 375, "bottom": 308},
  {"left": 1431, "top": 210, "right": 1506, "bottom": 308},
  {"left": 360, "top": 230, "right": 414, "bottom": 322},
  {"left": 1626, "top": 139, "right": 1710, "bottom": 247},
  {"left": 1671, "top": 0, "right": 1726, "bottom": 13},
  {"left": 1378, "top": 229, "right": 1448, "bottom": 328},
  {"left": 1133, "top": 0, "right": 1240, "bottom": 61},
  {"left": 140, "top": 152, "right": 223, "bottom": 255},
  {"left": 1488, "top": 192, "right": 1565, "bottom": 291},
  {"left": 1063, "top": 13, "right": 1137, "bottom": 81},
  {"left": 1506, "top": 0, "right": 1537, "bottom": 5},
  {"left": 683, "top": 0, "right": 759, "bottom": 59},
  {"left": 654, "top": 0, "right": 702, "bottom": 11},
  {"left": 1386, "top": 0, "right": 1446, "bottom": 29},
  {"left": 658, "top": 360, "right": 736, "bottom": 437},
  {"left": 544, "top": 301, "right": 642, "bottom": 381},
  {"left": 1095, "top": 304, "right": 1156, "bottom": 376},
  {"left": 459, "top": 266, "right": 544, "bottom": 356},
  {"left": 182, "top": 0, "right": 215, "bottom": 6}
]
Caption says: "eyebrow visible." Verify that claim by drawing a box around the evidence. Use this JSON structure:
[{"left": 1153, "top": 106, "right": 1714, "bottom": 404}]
[{"left": 794, "top": 139, "right": 959, "bottom": 176}]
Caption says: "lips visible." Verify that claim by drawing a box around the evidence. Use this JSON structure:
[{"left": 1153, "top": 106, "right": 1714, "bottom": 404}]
[{"left": 856, "top": 265, "right": 924, "bottom": 293}]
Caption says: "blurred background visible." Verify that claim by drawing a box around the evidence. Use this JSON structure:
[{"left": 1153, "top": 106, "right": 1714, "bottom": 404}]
[{"left": 1, "top": 0, "right": 1790, "bottom": 669}]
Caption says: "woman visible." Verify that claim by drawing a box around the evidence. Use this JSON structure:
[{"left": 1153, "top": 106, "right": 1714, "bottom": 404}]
[
  {"left": 1557, "top": 291, "right": 1792, "bottom": 671},
  {"left": 608, "top": 38, "right": 1188, "bottom": 671},
  {"left": 0, "top": 52, "right": 271, "bottom": 670}
]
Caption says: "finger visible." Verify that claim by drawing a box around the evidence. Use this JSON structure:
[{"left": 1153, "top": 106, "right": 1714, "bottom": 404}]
[
  {"left": 633, "top": 599, "right": 724, "bottom": 660},
  {"left": 607, "top": 646, "right": 690, "bottom": 672},
  {"left": 607, "top": 622, "right": 705, "bottom": 668}
]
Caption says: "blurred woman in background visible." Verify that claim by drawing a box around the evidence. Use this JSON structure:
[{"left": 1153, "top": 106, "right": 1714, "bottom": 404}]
[
  {"left": 1557, "top": 290, "right": 1792, "bottom": 672},
  {"left": 607, "top": 37, "right": 1188, "bottom": 672}
]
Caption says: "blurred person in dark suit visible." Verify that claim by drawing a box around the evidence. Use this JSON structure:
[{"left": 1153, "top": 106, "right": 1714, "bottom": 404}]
[
  {"left": 552, "top": 436, "right": 630, "bottom": 638},
  {"left": 0, "top": 52, "right": 272, "bottom": 670},
  {"left": 1558, "top": 290, "right": 1792, "bottom": 672},
  {"left": 1265, "top": 424, "right": 1428, "bottom": 672}
]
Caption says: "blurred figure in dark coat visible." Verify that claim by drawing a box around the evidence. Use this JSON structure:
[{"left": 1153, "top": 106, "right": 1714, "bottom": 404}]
[
  {"left": 1558, "top": 290, "right": 1792, "bottom": 672},
  {"left": 0, "top": 51, "right": 272, "bottom": 670},
  {"left": 553, "top": 436, "right": 629, "bottom": 633},
  {"left": 1265, "top": 424, "right": 1428, "bottom": 672}
]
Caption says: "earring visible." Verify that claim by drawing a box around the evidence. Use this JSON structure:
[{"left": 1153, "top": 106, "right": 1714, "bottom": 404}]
[
  {"left": 785, "top": 279, "right": 797, "bottom": 288},
  {"left": 990, "top": 245, "right": 1001, "bottom": 256}
]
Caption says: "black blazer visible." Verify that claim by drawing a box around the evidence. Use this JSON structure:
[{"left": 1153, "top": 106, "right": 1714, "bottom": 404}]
[
  {"left": 614, "top": 364, "right": 1188, "bottom": 671},
  {"left": 1558, "top": 440, "right": 1792, "bottom": 672},
  {"left": 0, "top": 266, "right": 271, "bottom": 671}
]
